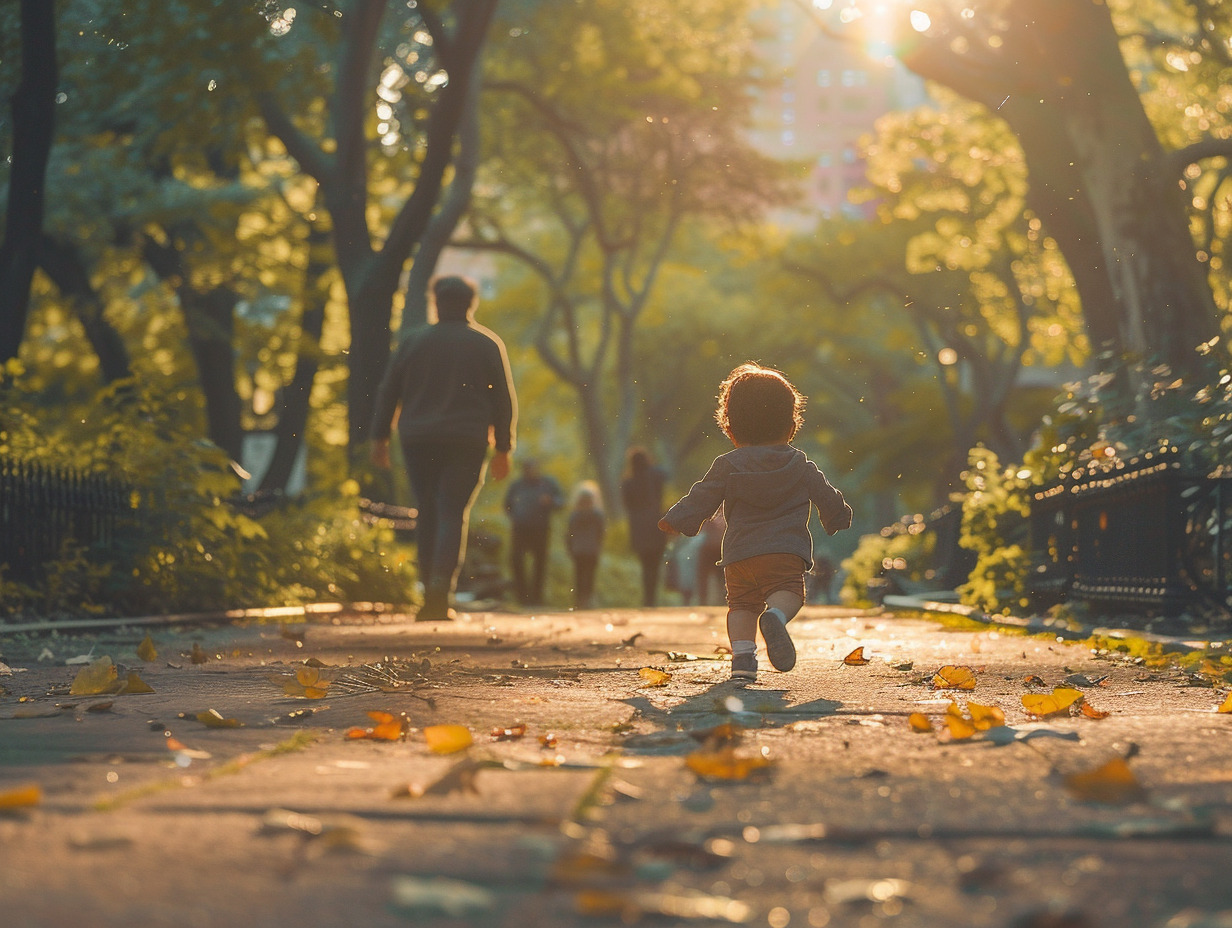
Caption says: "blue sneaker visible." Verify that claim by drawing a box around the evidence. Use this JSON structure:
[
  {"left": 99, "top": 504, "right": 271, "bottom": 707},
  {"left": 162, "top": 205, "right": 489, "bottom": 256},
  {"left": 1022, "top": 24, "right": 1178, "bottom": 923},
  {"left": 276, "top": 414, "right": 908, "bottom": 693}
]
[
  {"left": 730, "top": 653, "right": 757, "bottom": 681},
  {"left": 759, "top": 608, "right": 796, "bottom": 671}
]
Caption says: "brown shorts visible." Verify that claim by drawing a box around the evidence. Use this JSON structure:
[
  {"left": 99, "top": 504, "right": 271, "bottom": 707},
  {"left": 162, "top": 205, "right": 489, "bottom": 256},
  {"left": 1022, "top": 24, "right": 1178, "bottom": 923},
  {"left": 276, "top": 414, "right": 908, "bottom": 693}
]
[{"left": 723, "top": 553, "right": 808, "bottom": 611}]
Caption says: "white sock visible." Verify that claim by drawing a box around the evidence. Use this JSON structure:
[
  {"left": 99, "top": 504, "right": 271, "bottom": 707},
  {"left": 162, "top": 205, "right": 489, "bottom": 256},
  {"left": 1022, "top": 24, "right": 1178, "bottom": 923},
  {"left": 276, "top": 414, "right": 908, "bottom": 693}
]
[
  {"left": 762, "top": 607, "right": 786, "bottom": 625},
  {"left": 731, "top": 639, "right": 756, "bottom": 656}
]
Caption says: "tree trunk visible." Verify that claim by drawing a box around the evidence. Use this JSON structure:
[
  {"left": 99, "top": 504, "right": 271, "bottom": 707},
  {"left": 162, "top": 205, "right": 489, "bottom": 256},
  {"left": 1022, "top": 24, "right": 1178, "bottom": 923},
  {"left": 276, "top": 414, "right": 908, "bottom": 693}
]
[
  {"left": 38, "top": 235, "right": 131, "bottom": 383},
  {"left": 258, "top": 221, "right": 332, "bottom": 493},
  {"left": 0, "top": 0, "right": 56, "bottom": 362},
  {"left": 899, "top": 0, "right": 1219, "bottom": 371}
]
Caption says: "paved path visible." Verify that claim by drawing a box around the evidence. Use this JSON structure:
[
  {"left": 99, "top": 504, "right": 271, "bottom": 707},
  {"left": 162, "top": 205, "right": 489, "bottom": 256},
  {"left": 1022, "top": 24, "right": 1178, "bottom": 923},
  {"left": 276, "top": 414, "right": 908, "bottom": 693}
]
[{"left": 2, "top": 605, "right": 1231, "bottom": 928}]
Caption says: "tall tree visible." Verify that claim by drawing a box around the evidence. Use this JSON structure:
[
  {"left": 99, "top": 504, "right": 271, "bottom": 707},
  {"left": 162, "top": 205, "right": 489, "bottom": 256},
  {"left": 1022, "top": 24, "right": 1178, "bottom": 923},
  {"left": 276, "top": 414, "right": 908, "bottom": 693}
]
[
  {"left": 255, "top": 0, "right": 499, "bottom": 461},
  {"left": 0, "top": 0, "right": 57, "bottom": 361},
  {"left": 825, "top": 0, "right": 1225, "bottom": 374},
  {"left": 461, "top": 0, "right": 795, "bottom": 506}
]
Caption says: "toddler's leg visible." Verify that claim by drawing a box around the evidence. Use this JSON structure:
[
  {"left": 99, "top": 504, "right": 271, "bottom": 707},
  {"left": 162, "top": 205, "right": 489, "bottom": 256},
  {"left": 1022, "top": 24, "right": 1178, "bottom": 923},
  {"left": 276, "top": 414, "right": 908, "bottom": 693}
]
[
  {"left": 759, "top": 590, "right": 803, "bottom": 672},
  {"left": 727, "top": 609, "right": 758, "bottom": 681}
]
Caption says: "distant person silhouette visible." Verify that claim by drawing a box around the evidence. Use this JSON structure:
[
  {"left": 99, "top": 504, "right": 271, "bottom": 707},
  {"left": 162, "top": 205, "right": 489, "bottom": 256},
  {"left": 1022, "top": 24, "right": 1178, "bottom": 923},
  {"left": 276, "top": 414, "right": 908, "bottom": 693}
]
[
  {"left": 566, "top": 481, "right": 606, "bottom": 609},
  {"left": 622, "top": 447, "right": 668, "bottom": 607},
  {"left": 504, "top": 459, "right": 565, "bottom": 605},
  {"left": 370, "top": 275, "right": 517, "bottom": 622}
]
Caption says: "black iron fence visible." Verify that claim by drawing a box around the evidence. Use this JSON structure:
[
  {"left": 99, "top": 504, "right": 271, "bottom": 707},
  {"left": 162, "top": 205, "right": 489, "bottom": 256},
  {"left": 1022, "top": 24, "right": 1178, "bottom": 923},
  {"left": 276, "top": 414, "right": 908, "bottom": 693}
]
[
  {"left": 1029, "top": 448, "right": 1232, "bottom": 613},
  {"left": 0, "top": 459, "right": 133, "bottom": 584}
]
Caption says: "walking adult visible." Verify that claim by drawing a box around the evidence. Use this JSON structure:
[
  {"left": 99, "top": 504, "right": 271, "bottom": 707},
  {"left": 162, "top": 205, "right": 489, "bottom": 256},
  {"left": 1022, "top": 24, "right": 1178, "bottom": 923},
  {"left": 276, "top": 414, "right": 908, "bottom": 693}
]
[
  {"left": 566, "top": 481, "right": 606, "bottom": 609},
  {"left": 621, "top": 446, "right": 668, "bottom": 607},
  {"left": 370, "top": 275, "right": 517, "bottom": 622},
  {"left": 504, "top": 459, "right": 565, "bottom": 605}
]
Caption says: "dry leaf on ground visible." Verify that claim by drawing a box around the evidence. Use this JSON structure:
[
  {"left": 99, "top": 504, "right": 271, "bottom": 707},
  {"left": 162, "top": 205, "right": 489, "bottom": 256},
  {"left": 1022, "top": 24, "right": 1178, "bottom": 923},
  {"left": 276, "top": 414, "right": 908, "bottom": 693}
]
[
  {"left": 685, "top": 746, "right": 774, "bottom": 781},
  {"left": 907, "top": 713, "right": 933, "bottom": 733},
  {"left": 346, "top": 710, "right": 408, "bottom": 741},
  {"left": 932, "top": 665, "right": 977, "bottom": 690},
  {"left": 638, "top": 667, "right": 671, "bottom": 687},
  {"left": 424, "top": 724, "right": 473, "bottom": 754},
  {"left": 196, "top": 709, "right": 244, "bottom": 729},
  {"left": 69, "top": 657, "right": 117, "bottom": 696},
  {"left": 842, "top": 647, "right": 871, "bottom": 666},
  {"left": 136, "top": 635, "right": 157, "bottom": 662},
  {"left": 1022, "top": 686, "right": 1083, "bottom": 717},
  {"left": 0, "top": 782, "right": 41, "bottom": 809}
]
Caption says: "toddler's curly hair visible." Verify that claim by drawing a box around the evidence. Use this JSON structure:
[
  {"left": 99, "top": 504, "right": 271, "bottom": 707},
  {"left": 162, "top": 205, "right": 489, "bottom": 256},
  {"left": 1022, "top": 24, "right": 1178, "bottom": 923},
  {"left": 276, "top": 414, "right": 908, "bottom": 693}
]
[{"left": 716, "top": 363, "right": 805, "bottom": 446}]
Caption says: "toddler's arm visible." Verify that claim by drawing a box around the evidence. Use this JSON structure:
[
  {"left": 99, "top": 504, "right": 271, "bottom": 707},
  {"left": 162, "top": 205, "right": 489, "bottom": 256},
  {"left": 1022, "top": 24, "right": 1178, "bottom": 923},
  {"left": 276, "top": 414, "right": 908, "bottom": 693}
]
[
  {"left": 806, "top": 461, "right": 853, "bottom": 535},
  {"left": 660, "top": 458, "right": 728, "bottom": 536}
]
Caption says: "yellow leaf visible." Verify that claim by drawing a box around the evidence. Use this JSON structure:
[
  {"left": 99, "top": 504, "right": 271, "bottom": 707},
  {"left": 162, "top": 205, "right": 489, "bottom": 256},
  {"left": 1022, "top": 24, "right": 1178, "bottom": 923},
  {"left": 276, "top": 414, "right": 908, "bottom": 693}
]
[
  {"left": 69, "top": 657, "right": 118, "bottom": 696},
  {"left": 931, "top": 665, "right": 977, "bottom": 690},
  {"left": 0, "top": 782, "right": 41, "bottom": 809},
  {"left": 638, "top": 667, "right": 671, "bottom": 687},
  {"left": 967, "top": 701, "right": 1006, "bottom": 730},
  {"left": 424, "top": 724, "right": 473, "bottom": 754},
  {"left": 190, "top": 643, "right": 208, "bottom": 664},
  {"left": 136, "top": 634, "right": 157, "bottom": 663},
  {"left": 196, "top": 709, "right": 244, "bottom": 729},
  {"left": 116, "top": 672, "right": 155, "bottom": 695},
  {"left": 1218, "top": 692, "right": 1232, "bottom": 713},
  {"left": 907, "top": 712, "right": 933, "bottom": 732},
  {"left": 842, "top": 646, "right": 871, "bottom": 666},
  {"left": 1021, "top": 686, "right": 1083, "bottom": 717},
  {"left": 685, "top": 747, "right": 775, "bottom": 781},
  {"left": 1064, "top": 757, "right": 1146, "bottom": 804},
  {"left": 945, "top": 701, "right": 976, "bottom": 740}
]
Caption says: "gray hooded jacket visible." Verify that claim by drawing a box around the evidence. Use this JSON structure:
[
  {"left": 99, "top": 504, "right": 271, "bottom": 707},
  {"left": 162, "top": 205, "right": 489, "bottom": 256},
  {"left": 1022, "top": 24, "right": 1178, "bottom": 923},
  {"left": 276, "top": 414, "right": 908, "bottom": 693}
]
[{"left": 662, "top": 445, "right": 852, "bottom": 567}]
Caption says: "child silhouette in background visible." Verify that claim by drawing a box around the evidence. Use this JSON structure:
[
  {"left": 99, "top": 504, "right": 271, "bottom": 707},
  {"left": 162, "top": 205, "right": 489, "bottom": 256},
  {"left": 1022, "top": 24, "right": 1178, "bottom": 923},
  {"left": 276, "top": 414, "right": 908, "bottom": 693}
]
[
  {"left": 659, "top": 363, "right": 852, "bottom": 682},
  {"left": 566, "top": 481, "right": 606, "bottom": 609}
]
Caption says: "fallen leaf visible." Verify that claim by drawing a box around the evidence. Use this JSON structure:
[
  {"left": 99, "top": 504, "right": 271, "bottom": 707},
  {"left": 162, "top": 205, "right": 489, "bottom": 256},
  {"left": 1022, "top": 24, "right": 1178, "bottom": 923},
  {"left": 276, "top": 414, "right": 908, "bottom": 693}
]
[
  {"left": 1080, "top": 702, "right": 1111, "bottom": 720},
  {"left": 843, "top": 646, "right": 871, "bottom": 666},
  {"left": 69, "top": 657, "right": 118, "bottom": 696},
  {"left": 907, "top": 712, "right": 933, "bottom": 733},
  {"left": 196, "top": 709, "right": 244, "bottom": 729},
  {"left": 346, "top": 710, "right": 407, "bottom": 741},
  {"left": 968, "top": 701, "right": 1006, "bottom": 731},
  {"left": 690, "top": 722, "right": 743, "bottom": 751},
  {"left": 86, "top": 701, "right": 113, "bottom": 713},
  {"left": 115, "top": 672, "right": 155, "bottom": 695},
  {"left": 1218, "top": 692, "right": 1232, "bottom": 713},
  {"left": 932, "top": 665, "right": 977, "bottom": 690},
  {"left": 0, "top": 782, "right": 41, "bottom": 809},
  {"left": 165, "top": 735, "right": 211, "bottom": 762},
  {"left": 490, "top": 723, "right": 527, "bottom": 741},
  {"left": 1064, "top": 672, "right": 1108, "bottom": 687},
  {"left": 190, "top": 643, "right": 208, "bottom": 664},
  {"left": 638, "top": 667, "right": 672, "bottom": 687},
  {"left": 423, "top": 724, "right": 473, "bottom": 754},
  {"left": 685, "top": 746, "right": 775, "bottom": 781},
  {"left": 136, "top": 635, "right": 157, "bottom": 663},
  {"left": 945, "top": 701, "right": 977, "bottom": 740},
  {"left": 269, "top": 666, "right": 332, "bottom": 698},
  {"left": 1064, "top": 756, "right": 1146, "bottom": 804},
  {"left": 539, "top": 733, "right": 559, "bottom": 748},
  {"left": 65, "top": 648, "right": 97, "bottom": 666},
  {"left": 1022, "top": 686, "right": 1084, "bottom": 717},
  {"left": 1023, "top": 674, "right": 1047, "bottom": 687}
]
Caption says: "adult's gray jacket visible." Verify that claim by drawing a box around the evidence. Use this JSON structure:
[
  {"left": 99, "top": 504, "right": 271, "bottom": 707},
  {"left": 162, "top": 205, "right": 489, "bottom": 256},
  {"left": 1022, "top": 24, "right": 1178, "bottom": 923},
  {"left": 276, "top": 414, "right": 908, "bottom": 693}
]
[
  {"left": 371, "top": 319, "right": 516, "bottom": 452},
  {"left": 662, "top": 444, "right": 851, "bottom": 567}
]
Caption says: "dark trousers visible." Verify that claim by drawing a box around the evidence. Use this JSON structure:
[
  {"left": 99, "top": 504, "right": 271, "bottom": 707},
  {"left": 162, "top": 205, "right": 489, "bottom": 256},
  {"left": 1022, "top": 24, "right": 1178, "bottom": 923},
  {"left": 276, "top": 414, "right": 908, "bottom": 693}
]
[
  {"left": 401, "top": 440, "right": 488, "bottom": 598},
  {"left": 637, "top": 550, "right": 664, "bottom": 608},
  {"left": 510, "top": 524, "right": 550, "bottom": 604},
  {"left": 572, "top": 553, "right": 599, "bottom": 608}
]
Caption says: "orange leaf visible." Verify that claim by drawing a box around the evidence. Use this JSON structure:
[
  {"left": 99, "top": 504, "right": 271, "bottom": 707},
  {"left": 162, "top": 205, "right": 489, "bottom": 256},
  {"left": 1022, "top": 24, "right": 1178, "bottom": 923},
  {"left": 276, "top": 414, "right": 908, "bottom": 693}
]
[
  {"left": 0, "top": 782, "right": 41, "bottom": 809},
  {"left": 1021, "top": 686, "right": 1083, "bottom": 717},
  {"left": 638, "top": 667, "right": 672, "bottom": 687},
  {"left": 1064, "top": 757, "right": 1146, "bottom": 804},
  {"left": 932, "top": 665, "right": 977, "bottom": 690},
  {"left": 347, "top": 710, "right": 408, "bottom": 741},
  {"left": 1080, "top": 702, "right": 1111, "bottom": 720},
  {"left": 424, "top": 724, "right": 473, "bottom": 754},
  {"left": 685, "top": 747, "right": 775, "bottom": 781},
  {"left": 1218, "top": 692, "right": 1232, "bottom": 713},
  {"left": 843, "top": 646, "right": 871, "bottom": 666},
  {"left": 907, "top": 712, "right": 933, "bottom": 733}
]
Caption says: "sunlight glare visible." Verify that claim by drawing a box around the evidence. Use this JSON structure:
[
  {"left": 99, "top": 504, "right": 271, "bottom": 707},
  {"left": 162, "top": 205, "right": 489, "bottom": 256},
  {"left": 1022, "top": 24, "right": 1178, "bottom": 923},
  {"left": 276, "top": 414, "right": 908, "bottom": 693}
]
[{"left": 910, "top": 10, "right": 932, "bottom": 32}]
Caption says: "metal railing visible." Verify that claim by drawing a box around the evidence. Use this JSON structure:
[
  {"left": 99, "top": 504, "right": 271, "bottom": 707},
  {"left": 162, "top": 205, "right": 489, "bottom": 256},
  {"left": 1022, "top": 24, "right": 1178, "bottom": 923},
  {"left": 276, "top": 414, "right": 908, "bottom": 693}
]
[
  {"left": 1029, "top": 448, "right": 1232, "bottom": 613},
  {"left": 0, "top": 458, "right": 133, "bottom": 583}
]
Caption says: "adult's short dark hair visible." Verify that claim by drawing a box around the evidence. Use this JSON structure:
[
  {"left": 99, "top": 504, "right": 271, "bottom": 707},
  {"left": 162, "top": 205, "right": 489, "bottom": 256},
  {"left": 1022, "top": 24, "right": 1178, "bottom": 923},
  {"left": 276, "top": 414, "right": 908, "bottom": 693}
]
[
  {"left": 432, "top": 275, "right": 477, "bottom": 320},
  {"left": 716, "top": 363, "right": 805, "bottom": 445}
]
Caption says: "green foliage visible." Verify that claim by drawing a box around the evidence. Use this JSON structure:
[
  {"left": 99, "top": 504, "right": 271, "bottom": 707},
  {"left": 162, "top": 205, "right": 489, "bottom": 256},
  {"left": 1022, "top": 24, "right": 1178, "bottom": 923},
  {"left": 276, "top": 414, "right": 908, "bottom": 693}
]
[
  {"left": 956, "top": 447, "right": 1031, "bottom": 615},
  {"left": 840, "top": 521, "right": 936, "bottom": 607}
]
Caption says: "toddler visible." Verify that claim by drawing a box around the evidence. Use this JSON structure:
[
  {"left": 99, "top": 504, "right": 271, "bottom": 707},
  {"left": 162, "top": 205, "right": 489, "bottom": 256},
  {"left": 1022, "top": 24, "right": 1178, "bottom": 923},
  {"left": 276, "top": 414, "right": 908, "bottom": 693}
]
[{"left": 658, "top": 363, "right": 852, "bottom": 681}]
